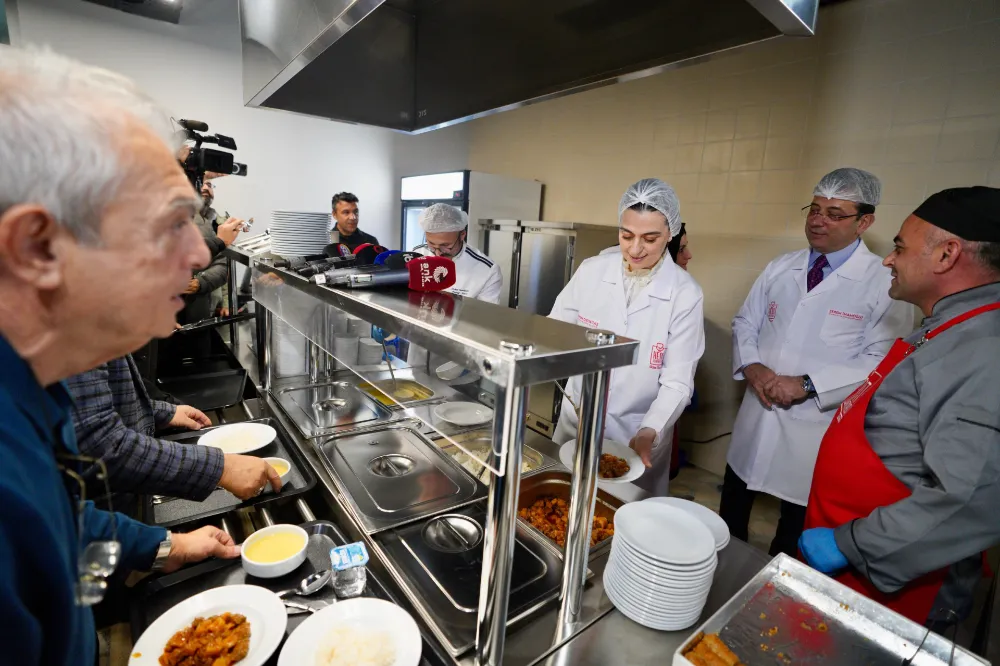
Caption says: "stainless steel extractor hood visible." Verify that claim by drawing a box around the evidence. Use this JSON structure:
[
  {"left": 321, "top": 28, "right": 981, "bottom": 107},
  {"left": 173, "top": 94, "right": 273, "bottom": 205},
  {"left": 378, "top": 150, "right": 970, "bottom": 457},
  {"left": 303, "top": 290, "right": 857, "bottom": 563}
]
[{"left": 239, "top": 0, "right": 818, "bottom": 133}]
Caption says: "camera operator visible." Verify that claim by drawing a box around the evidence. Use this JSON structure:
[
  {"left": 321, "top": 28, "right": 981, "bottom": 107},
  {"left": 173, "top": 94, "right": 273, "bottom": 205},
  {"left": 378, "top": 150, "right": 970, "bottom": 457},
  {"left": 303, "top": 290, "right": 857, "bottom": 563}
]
[{"left": 181, "top": 180, "right": 243, "bottom": 321}]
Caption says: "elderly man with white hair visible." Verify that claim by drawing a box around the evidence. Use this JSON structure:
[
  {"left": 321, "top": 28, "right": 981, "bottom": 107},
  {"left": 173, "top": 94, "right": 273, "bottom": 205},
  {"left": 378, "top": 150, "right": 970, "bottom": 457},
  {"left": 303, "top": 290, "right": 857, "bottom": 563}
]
[
  {"left": 549, "top": 178, "right": 706, "bottom": 496},
  {"left": 720, "top": 167, "right": 914, "bottom": 558},
  {"left": 0, "top": 49, "right": 242, "bottom": 665},
  {"left": 412, "top": 203, "right": 503, "bottom": 303}
]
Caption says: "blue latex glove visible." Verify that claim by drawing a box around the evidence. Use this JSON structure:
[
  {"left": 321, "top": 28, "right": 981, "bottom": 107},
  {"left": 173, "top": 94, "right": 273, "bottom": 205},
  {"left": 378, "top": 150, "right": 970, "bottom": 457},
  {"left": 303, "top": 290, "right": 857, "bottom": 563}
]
[
  {"left": 371, "top": 326, "right": 398, "bottom": 344},
  {"left": 798, "top": 527, "right": 849, "bottom": 574}
]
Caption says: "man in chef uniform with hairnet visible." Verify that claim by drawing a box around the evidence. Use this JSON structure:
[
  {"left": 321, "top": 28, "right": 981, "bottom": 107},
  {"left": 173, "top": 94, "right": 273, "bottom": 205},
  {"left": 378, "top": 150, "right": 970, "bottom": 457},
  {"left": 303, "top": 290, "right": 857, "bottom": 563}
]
[
  {"left": 413, "top": 203, "right": 503, "bottom": 303},
  {"left": 721, "top": 167, "right": 914, "bottom": 557}
]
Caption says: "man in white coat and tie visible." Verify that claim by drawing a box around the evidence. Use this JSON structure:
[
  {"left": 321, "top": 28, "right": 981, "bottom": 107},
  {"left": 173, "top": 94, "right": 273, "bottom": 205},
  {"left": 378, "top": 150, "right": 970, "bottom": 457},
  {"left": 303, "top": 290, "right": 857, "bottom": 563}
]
[{"left": 721, "top": 168, "right": 914, "bottom": 557}]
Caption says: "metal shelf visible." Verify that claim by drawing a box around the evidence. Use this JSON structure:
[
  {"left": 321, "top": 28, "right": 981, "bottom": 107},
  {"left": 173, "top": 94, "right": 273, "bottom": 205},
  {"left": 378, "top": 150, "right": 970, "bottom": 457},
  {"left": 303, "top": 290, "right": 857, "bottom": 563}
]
[{"left": 249, "top": 259, "right": 638, "bottom": 389}]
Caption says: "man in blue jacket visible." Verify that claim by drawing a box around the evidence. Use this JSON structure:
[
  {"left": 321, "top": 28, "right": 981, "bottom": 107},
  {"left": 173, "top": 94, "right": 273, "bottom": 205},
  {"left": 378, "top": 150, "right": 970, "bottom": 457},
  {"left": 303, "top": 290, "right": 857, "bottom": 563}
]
[{"left": 0, "top": 49, "right": 241, "bottom": 665}]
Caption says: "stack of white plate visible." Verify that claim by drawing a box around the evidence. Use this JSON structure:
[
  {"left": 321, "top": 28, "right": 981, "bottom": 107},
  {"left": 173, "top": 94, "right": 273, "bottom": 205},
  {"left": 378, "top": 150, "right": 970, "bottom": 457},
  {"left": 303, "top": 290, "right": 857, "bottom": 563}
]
[
  {"left": 644, "top": 497, "right": 731, "bottom": 551},
  {"left": 270, "top": 210, "right": 331, "bottom": 257},
  {"left": 604, "top": 502, "right": 717, "bottom": 631}
]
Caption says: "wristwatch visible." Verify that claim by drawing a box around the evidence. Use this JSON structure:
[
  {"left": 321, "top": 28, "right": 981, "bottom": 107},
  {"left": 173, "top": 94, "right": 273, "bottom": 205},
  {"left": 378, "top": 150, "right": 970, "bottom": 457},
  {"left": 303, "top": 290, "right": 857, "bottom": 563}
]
[
  {"left": 801, "top": 375, "right": 816, "bottom": 396},
  {"left": 151, "top": 531, "right": 173, "bottom": 572}
]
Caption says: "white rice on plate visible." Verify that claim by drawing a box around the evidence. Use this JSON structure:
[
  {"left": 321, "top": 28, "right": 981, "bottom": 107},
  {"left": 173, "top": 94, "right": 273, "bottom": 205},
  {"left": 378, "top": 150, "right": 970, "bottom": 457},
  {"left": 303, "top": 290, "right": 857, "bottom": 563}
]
[{"left": 314, "top": 626, "right": 396, "bottom": 666}]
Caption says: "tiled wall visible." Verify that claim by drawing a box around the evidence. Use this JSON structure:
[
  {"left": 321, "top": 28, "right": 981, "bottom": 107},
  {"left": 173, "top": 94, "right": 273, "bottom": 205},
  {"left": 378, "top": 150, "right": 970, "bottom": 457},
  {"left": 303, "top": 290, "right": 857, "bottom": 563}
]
[{"left": 465, "top": 0, "right": 1000, "bottom": 475}]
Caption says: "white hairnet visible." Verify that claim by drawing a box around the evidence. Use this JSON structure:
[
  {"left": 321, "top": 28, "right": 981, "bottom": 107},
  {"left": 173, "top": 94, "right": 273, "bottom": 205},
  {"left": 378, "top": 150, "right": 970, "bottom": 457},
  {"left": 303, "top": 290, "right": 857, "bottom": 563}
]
[
  {"left": 419, "top": 203, "right": 468, "bottom": 233},
  {"left": 813, "top": 167, "right": 882, "bottom": 206},
  {"left": 618, "top": 178, "right": 682, "bottom": 237}
]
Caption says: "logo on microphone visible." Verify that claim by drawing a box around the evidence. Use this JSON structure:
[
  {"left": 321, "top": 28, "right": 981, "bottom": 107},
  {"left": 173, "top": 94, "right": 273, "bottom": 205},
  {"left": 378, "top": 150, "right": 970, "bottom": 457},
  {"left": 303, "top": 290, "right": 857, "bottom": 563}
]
[
  {"left": 419, "top": 261, "right": 450, "bottom": 286},
  {"left": 767, "top": 301, "right": 778, "bottom": 322}
]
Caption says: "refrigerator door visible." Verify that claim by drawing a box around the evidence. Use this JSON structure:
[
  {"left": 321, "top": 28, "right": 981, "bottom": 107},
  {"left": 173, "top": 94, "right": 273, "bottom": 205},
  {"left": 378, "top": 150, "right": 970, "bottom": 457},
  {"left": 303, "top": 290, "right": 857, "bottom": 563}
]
[
  {"left": 515, "top": 230, "right": 573, "bottom": 315},
  {"left": 402, "top": 204, "right": 427, "bottom": 251}
]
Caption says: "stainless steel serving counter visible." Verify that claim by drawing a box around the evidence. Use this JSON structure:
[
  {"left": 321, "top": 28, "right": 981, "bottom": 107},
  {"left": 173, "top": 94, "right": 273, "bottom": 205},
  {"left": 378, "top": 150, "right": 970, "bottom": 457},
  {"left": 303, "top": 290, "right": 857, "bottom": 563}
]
[{"left": 224, "top": 323, "right": 771, "bottom": 665}]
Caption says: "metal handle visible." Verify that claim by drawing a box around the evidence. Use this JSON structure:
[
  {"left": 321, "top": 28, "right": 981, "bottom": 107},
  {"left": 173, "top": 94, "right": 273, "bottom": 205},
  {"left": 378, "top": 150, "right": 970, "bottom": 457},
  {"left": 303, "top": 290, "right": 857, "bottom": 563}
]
[
  {"left": 296, "top": 498, "right": 316, "bottom": 523},
  {"left": 259, "top": 506, "right": 275, "bottom": 527}
]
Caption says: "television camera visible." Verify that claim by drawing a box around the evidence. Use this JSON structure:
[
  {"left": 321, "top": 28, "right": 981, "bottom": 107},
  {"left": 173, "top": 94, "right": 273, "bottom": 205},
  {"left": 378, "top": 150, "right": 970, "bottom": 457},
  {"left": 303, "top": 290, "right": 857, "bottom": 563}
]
[{"left": 176, "top": 118, "right": 248, "bottom": 191}]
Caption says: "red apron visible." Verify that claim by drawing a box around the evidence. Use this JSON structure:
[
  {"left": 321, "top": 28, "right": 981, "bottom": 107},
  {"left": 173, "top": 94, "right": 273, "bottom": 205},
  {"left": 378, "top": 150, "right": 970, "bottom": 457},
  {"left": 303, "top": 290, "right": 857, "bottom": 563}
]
[{"left": 804, "top": 302, "right": 1000, "bottom": 624}]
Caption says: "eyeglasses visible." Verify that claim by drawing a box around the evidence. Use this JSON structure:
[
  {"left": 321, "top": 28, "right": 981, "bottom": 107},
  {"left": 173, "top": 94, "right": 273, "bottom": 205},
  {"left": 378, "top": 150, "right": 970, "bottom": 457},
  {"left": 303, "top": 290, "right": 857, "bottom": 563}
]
[
  {"left": 426, "top": 237, "right": 464, "bottom": 255},
  {"left": 57, "top": 454, "right": 120, "bottom": 607},
  {"left": 802, "top": 205, "right": 862, "bottom": 223}
]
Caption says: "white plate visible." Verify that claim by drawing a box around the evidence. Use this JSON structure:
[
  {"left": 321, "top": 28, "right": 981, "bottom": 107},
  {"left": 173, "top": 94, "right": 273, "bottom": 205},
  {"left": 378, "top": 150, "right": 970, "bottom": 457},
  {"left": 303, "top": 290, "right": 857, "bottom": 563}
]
[
  {"left": 129, "top": 585, "right": 286, "bottom": 666},
  {"left": 604, "top": 576, "right": 705, "bottom": 630},
  {"left": 278, "top": 598, "right": 421, "bottom": 666},
  {"left": 433, "top": 401, "right": 494, "bottom": 426},
  {"left": 615, "top": 554, "right": 716, "bottom": 586},
  {"left": 614, "top": 502, "right": 715, "bottom": 565},
  {"left": 641, "top": 497, "right": 731, "bottom": 551},
  {"left": 606, "top": 561, "right": 713, "bottom": 603},
  {"left": 559, "top": 439, "right": 645, "bottom": 484},
  {"left": 611, "top": 537, "right": 717, "bottom": 574},
  {"left": 198, "top": 423, "right": 277, "bottom": 454},
  {"left": 607, "top": 553, "right": 716, "bottom": 590}
]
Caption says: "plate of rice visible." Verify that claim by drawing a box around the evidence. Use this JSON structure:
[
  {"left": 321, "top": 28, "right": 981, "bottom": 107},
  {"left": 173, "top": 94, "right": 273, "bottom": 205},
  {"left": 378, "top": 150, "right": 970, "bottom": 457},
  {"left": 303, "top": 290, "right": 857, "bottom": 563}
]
[{"left": 277, "top": 598, "right": 421, "bottom": 666}]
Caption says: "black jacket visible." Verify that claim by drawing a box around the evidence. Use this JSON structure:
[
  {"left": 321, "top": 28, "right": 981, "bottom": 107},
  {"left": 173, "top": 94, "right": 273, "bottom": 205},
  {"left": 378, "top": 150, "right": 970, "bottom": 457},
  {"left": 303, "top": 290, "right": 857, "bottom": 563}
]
[{"left": 338, "top": 227, "right": 379, "bottom": 252}]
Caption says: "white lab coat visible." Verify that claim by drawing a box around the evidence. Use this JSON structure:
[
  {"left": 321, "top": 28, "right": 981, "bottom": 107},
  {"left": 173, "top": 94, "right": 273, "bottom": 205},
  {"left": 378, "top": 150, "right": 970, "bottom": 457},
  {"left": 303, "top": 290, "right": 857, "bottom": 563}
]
[
  {"left": 549, "top": 251, "right": 706, "bottom": 496},
  {"left": 415, "top": 243, "right": 503, "bottom": 304},
  {"left": 728, "top": 241, "right": 914, "bottom": 505}
]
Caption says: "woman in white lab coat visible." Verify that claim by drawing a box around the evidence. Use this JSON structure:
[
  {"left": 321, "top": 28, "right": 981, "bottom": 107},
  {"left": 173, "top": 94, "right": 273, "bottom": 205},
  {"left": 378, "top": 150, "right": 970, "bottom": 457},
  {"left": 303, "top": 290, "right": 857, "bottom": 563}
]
[{"left": 549, "top": 179, "right": 705, "bottom": 496}]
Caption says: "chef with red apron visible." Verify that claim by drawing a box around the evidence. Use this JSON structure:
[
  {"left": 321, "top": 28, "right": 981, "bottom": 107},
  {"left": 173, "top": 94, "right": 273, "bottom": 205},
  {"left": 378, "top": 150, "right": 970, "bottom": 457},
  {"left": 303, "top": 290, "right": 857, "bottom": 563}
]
[{"left": 799, "top": 186, "right": 1000, "bottom": 627}]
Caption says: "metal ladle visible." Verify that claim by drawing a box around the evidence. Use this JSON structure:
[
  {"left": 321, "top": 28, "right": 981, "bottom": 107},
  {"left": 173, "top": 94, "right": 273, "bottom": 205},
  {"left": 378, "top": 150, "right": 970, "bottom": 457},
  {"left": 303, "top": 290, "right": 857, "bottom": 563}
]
[
  {"left": 276, "top": 569, "right": 332, "bottom": 599},
  {"left": 553, "top": 381, "right": 580, "bottom": 416},
  {"left": 380, "top": 338, "right": 398, "bottom": 393}
]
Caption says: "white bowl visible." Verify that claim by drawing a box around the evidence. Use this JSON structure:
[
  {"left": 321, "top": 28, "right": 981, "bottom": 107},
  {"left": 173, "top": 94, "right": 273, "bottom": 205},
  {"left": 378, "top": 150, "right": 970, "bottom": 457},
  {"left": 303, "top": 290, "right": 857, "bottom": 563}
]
[
  {"left": 261, "top": 457, "right": 291, "bottom": 493},
  {"left": 241, "top": 524, "right": 309, "bottom": 579}
]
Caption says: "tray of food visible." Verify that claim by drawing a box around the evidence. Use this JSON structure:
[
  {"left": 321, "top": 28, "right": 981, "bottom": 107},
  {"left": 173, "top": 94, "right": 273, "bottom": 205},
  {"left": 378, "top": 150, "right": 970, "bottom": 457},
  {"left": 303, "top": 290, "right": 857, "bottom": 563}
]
[
  {"left": 674, "top": 553, "right": 988, "bottom": 666},
  {"left": 129, "top": 520, "right": 444, "bottom": 666},
  {"left": 516, "top": 470, "right": 621, "bottom": 557},
  {"left": 141, "top": 418, "right": 317, "bottom": 529}
]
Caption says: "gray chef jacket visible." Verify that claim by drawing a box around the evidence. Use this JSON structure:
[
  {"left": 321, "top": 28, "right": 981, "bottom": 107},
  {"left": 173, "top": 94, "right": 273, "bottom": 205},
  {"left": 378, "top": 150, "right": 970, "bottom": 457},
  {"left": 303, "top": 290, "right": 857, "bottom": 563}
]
[{"left": 834, "top": 281, "right": 1000, "bottom": 620}]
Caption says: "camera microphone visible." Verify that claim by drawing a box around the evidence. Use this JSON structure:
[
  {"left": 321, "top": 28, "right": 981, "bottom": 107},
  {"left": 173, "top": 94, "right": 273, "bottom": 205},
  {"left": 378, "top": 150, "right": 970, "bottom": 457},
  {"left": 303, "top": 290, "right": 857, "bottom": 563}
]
[
  {"left": 178, "top": 118, "right": 209, "bottom": 132},
  {"left": 330, "top": 256, "right": 456, "bottom": 291}
]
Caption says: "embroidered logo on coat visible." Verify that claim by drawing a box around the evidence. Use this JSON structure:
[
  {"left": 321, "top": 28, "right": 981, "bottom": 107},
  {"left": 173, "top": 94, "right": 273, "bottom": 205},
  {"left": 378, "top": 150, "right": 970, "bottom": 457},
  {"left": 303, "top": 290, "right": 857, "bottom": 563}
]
[
  {"left": 577, "top": 314, "right": 600, "bottom": 328},
  {"left": 649, "top": 342, "right": 666, "bottom": 369},
  {"left": 767, "top": 301, "right": 778, "bottom": 322},
  {"left": 829, "top": 309, "right": 864, "bottom": 321}
]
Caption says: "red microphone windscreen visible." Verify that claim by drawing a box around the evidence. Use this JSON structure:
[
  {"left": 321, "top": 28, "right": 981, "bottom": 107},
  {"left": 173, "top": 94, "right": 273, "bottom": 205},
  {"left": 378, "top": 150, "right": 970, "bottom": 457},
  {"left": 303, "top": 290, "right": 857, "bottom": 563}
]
[
  {"left": 408, "top": 290, "right": 456, "bottom": 323},
  {"left": 406, "top": 256, "right": 456, "bottom": 292}
]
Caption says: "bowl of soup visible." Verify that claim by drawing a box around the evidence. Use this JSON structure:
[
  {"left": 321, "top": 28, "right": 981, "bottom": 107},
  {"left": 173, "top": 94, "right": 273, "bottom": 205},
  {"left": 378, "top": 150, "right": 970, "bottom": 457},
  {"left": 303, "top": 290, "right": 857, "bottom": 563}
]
[
  {"left": 241, "top": 524, "right": 309, "bottom": 578},
  {"left": 261, "top": 457, "right": 291, "bottom": 493}
]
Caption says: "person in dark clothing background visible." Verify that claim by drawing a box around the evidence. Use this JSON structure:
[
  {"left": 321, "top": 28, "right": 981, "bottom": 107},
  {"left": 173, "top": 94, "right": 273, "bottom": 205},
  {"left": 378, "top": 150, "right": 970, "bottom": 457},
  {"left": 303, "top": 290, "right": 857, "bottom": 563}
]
[{"left": 332, "top": 191, "right": 378, "bottom": 251}]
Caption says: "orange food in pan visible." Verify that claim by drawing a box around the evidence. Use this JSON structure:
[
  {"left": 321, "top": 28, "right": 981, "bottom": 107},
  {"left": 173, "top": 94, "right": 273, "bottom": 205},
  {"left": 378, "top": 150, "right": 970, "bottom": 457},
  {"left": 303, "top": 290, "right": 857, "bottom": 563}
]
[{"left": 518, "top": 496, "right": 614, "bottom": 548}]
